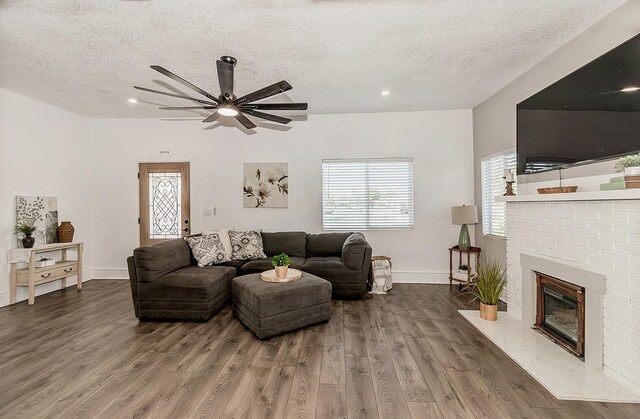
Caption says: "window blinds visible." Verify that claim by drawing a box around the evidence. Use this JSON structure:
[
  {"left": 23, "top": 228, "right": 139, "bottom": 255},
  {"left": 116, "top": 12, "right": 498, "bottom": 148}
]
[
  {"left": 322, "top": 158, "right": 414, "bottom": 230},
  {"left": 481, "top": 150, "right": 516, "bottom": 237}
]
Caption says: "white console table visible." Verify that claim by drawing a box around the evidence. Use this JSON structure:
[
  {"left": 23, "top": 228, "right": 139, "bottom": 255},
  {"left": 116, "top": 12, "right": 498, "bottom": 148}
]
[{"left": 7, "top": 242, "right": 83, "bottom": 305}]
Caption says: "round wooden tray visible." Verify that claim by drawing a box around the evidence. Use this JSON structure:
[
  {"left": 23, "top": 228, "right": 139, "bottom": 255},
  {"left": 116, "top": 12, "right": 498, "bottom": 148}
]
[{"left": 260, "top": 268, "right": 303, "bottom": 283}]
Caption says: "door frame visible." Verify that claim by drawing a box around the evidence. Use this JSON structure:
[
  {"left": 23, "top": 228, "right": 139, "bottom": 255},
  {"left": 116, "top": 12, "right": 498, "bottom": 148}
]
[{"left": 139, "top": 162, "right": 191, "bottom": 246}]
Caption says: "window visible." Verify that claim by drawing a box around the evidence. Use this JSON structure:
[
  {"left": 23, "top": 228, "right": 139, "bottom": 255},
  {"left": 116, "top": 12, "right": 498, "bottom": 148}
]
[
  {"left": 322, "top": 158, "right": 414, "bottom": 230},
  {"left": 481, "top": 149, "right": 516, "bottom": 237}
]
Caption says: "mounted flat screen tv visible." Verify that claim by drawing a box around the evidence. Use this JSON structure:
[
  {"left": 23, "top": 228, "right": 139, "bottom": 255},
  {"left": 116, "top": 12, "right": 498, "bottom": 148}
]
[{"left": 517, "top": 34, "right": 640, "bottom": 175}]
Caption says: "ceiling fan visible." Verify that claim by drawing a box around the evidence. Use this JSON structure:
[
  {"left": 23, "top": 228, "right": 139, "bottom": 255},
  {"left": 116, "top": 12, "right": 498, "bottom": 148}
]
[{"left": 134, "top": 56, "right": 308, "bottom": 129}]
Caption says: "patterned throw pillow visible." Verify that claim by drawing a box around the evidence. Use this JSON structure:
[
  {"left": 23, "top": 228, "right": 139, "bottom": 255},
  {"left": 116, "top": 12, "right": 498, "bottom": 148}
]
[
  {"left": 228, "top": 230, "right": 267, "bottom": 260},
  {"left": 184, "top": 233, "right": 230, "bottom": 267},
  {"left": 202, "top": 228, "right": 233, "bottom": 261}
]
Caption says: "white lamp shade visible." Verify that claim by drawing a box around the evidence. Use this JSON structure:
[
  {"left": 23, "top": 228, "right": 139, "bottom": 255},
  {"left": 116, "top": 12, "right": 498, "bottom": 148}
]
[{"left": 451, "top": 205, "right": 478, "bottom": 225}]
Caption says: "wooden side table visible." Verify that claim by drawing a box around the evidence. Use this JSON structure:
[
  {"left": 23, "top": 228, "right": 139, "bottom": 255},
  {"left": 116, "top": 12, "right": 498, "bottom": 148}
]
[
  {"left": 449, "top": 245, "right": 481, "bottom": 286},
  {"left": 8, "top": 242, "right": 83, "bottom": 305}
]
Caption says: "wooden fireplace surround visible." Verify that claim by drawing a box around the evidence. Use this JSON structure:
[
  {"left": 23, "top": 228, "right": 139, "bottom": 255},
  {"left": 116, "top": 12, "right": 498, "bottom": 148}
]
[{"left": 534, "top": 272, "right": 585, "bottom": 358}]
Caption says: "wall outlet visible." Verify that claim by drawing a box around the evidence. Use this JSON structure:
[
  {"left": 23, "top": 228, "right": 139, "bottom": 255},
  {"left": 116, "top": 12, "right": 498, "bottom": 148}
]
[{"left": 204, "top": 209, "right": 213, "bottom": 216}]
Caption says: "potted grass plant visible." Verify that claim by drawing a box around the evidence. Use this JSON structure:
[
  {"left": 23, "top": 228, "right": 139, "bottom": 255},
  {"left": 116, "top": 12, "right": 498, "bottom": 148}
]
[
  {"left": 15, "top": 223, "right": 37, "bottom": 248},
  {"left": 462, "top": 257, "right": 506, "bottom": 321},
  {"left": 616, "top": 153, "right": 640, "bottom": 176},
  {"left": 272, "top": 253, "right": 291, "bottom": 279}
]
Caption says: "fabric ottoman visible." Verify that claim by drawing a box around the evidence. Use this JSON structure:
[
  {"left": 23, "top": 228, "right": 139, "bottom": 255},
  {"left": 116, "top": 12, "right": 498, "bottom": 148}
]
[{"left": 232, "top": 272, "right": 332, "bottom": 339}]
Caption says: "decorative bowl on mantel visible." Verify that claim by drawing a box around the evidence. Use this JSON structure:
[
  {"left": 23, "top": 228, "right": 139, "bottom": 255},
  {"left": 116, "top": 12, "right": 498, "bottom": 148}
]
[{"left": 537, "top": 186, "right": 578, "bottom": 194}]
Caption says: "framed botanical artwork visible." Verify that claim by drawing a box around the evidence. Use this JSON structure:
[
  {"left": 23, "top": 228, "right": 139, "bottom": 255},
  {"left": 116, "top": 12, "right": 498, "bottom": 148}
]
[
  {"left": 15, "top": 196, "right": 58, "bottom": 247},
  {"left": 243, "top": 163, "right": 288, "bottom": 208}
]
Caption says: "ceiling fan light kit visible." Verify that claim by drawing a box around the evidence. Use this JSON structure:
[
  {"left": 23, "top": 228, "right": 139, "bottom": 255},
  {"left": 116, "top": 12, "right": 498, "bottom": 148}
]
[
  {"left": 134, "top": 56, "right": 308, "bottom": 131},
  {"left": 217, "top": 105, "right": 239, "bottom": 117}
]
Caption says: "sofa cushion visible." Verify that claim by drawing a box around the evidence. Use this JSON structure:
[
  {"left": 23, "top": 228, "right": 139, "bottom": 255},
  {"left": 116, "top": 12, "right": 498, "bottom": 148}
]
[
  {"left": 306, "top": 233, "right": 351, "bottom": 257},
  {"left": 133, "top": 239, "right": 192, "bottom": 283},
  {"left": 218, "top": 259, "right": 246, "bottom": 271},
  {"left": 185, "top": 233, "right": 230, "bottom": 267},
  {"left": 239, "top": 256, "right": 305, "bottom": 274},
  {"left": 302, "top": 256, "right": 360, "bottom": 284},
  {"left": 138, "top": 265, "right": 235, "bottom": 302},
  {"left": 229, "top": 230, "right": 267, "bottom": 260},
  {"left": 262, "top": 231, "right": 306, "bottom": 257}
]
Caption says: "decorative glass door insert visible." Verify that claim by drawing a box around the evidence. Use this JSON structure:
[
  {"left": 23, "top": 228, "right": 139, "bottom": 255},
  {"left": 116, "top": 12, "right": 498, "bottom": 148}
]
[
  {"left": 149, "top": 172, "right": 182, "bottom": 239},
  {"left": 139, "top": 163, "right": 190, "bottom": 246}
]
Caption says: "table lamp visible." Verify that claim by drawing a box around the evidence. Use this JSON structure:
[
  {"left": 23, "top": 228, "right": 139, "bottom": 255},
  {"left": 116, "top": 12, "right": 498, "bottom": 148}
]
[{"left": 451, "top": 205, "right": 478, "bottom": 251}]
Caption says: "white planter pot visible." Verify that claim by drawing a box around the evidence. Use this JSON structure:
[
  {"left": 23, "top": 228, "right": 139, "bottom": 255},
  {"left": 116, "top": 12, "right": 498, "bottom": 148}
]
[{"left": 624, "top": 166, "right": 640, "bottom": 176}]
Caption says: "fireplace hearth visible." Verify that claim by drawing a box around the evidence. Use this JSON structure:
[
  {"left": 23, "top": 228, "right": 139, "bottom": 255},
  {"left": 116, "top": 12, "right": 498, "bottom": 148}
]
[{"left": 534, "top": 272, "right": 585, "bottom": 358}]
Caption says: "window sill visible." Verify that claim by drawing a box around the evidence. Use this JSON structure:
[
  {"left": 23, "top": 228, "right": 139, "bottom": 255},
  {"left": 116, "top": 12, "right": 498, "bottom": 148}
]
[{"left": 483, "top": 234, "right": 507, "bottom": 240}]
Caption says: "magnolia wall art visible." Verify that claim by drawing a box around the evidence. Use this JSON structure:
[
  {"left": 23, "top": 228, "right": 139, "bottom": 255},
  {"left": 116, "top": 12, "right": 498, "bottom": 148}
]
[{"left": 243, "top": 162, "right": 289, "bottom": 208}]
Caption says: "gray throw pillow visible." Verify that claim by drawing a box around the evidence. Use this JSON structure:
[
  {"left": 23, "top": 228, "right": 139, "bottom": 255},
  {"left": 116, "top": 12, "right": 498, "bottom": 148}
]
[
  {"left": 184, "top": 233, "right": 230, "bottom": 267},
  {"left": 229, "top": 230, "right": 267, "bottom": 260}
]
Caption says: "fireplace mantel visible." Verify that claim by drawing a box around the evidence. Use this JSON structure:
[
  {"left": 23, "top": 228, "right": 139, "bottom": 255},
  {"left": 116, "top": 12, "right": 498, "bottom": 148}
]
[{"left": 496, "top": 189, "right": 640, "bottom": 202}]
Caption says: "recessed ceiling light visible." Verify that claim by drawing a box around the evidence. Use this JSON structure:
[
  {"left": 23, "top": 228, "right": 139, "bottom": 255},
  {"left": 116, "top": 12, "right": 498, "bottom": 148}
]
[
  {"left": 128, "top": 98, "right": 138, "bottom": 104},
  {"left": 620, "top": 86, "right": 640, "bottom": 93},
  {"left": 217, "top": 105, "right": 239, "bottom": 117},
  {"left": 381, "top": 90, "right": 390, "bottom": 96}
]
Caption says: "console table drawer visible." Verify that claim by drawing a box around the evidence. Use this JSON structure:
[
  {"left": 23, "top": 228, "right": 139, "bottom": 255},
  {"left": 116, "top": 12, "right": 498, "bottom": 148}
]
[{"left": 16, "top": 261, "right": 78, "bottom": 286}]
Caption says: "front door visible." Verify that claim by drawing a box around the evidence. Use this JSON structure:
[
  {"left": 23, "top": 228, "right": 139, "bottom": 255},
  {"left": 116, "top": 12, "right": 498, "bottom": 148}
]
[{"left": 139, "top": 162, "right": 191, "bottom": 246}]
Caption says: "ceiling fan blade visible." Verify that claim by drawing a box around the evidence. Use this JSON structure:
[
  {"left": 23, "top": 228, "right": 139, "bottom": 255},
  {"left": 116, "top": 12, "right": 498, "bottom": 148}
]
[
  {"left": 159, "top": 106, "right": 217, "bottom": 110},
  {"left": 239, "top": 103, "right": 308, "bottom": 111},
  {"left": 235, "top": 112, "right": 257, "bottom": 129},
  {"left": 150, "top": 65, "right": 220, "bottom": 103},
  {"left": 233, "top": 81, "right": 293, "bottom": 105},
  {"left": 242, "top": 109, "right": 291, "bottom": 125},
  {"left": 216, "top": 60, "right": 234, "bottom": 100},
  {"left": 202, "top": 112, "right": 220, "bottom": 123},
  {"left": 134, "top": 86, "right": 217, "bottom": 105}
]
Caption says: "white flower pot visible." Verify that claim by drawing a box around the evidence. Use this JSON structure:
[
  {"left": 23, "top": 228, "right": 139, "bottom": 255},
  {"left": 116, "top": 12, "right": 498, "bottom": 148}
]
[{"left": 624, "top": 166, "right": 640, "bottom": 176}]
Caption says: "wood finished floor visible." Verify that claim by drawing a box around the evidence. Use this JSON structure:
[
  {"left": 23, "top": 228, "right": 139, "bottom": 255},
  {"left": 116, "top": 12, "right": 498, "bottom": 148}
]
[{"left": 0, "top": 280, "right": 638, "bottom": 419}]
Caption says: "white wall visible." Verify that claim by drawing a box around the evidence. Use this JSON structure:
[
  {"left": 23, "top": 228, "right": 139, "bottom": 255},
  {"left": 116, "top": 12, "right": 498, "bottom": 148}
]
[
  {"left": 90, "top": 110, "right": 474, "bottom": 282},
  {"left": 0, "top": 88, "right": 93, "bottom": 306},
  {"left": 472, "top": 0, "right": 640, "bottom": 260}
]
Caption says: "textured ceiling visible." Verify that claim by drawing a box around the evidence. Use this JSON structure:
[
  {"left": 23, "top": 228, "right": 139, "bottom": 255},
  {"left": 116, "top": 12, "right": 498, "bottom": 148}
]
[{"left": 0, "top": 0, "right": 627, "bottom": 118}]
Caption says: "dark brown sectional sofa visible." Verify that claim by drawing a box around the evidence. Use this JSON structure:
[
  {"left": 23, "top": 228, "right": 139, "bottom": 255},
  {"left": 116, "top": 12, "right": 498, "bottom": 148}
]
[{"left": 127, "top": 231, "right": 372, "bottom": 321}]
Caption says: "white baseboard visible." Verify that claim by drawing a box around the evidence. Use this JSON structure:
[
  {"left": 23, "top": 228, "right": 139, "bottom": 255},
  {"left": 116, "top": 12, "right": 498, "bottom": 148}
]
[
  {"left": 88, "top": 268, "right": 129, "bottom": 280},
  {"left": 392, "top": 271, "right": 450, "bottom": 284}
]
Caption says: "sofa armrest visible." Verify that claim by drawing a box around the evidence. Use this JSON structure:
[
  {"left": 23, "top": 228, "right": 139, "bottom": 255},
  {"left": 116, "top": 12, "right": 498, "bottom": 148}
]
[
  {"left": 133, "top": 238, "right": 192, "bottom": 282},
  {"left": 342, "top": 232, "right": 371, "bottom": 270},
  {"left": 127, "top": 256, "right": 142, "bottom": 318}
]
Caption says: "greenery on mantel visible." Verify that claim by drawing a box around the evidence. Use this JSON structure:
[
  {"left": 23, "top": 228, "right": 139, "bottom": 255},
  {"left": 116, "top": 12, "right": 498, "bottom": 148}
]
[{"left": 615, "top": 153, "right": 640, "bottom": 169}]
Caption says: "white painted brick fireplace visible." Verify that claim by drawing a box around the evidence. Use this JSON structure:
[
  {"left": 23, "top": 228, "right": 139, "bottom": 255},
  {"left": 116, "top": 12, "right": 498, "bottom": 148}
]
[{"left": 504, "top": 197, "right": 640, "bottom": 393}]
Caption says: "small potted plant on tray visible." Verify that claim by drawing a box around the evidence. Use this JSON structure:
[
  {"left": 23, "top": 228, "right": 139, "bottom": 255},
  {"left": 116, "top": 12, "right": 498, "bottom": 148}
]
[
  {"left": 461, "top": 257, "right": 506, "bottom": 321},
  {"left": 272, "top": 253, "right": 291, "bottom": 279},
  {"left": 616, "top": 153, "right": 640, "bottom": 176},
  {"left": 15, "top": 223, "right": 37, "bottom": 248}
]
